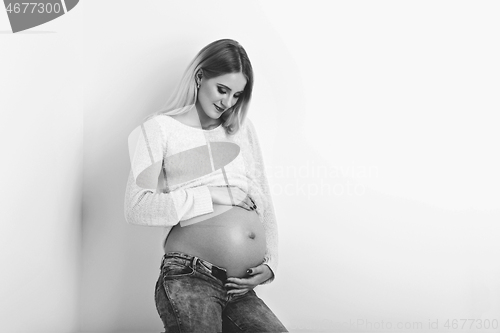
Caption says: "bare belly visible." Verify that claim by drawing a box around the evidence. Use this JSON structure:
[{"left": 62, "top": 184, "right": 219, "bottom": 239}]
[{"left": 164, "top": 205, "right": 266, "bottom": 278}]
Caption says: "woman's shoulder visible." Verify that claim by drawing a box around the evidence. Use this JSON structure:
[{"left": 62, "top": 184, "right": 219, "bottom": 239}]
[
  {"left": 142, "top": 105, "right": 190, "bottom": 123},
  {"left": 142, "top": 113, "right": 180, "bottom": 130}
]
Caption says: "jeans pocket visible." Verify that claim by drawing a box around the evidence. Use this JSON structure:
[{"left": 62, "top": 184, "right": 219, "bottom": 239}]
[{"left": 162, "top": 262, "right": 195, "bottom": 279}]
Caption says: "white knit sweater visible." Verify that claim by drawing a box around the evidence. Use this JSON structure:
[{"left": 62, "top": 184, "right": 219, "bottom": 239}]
[{"left": 124, "top": 108, "right": 279, "bottom": 284}]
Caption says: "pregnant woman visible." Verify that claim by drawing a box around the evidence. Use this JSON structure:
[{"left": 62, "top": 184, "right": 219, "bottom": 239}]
[{"left": 124, "top": 39, "right": 288, "bottom": 333}]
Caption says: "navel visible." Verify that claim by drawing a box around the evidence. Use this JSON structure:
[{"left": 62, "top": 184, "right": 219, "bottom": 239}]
[{"left": 248, "top": 231, "right": 256, "bottom": 239}]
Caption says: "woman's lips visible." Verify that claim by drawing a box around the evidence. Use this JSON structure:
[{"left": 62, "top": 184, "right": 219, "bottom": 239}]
[{"left": 214, "top": 104, "right": 224, "bottom": 112}]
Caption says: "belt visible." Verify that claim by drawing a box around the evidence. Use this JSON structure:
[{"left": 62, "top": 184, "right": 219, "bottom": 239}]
[{"left": 161, "top": 252, "right": 228, "bottom": 284}]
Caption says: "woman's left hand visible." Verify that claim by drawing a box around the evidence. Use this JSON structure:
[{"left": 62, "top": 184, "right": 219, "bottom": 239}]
[{"left": 225, "top": 264, "right": 273, "bottom": 296}]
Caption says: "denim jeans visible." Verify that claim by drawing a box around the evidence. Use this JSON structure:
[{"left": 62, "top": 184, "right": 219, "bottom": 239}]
[{"left": 154, "top": 251, "right": 288, "bottom": 333}]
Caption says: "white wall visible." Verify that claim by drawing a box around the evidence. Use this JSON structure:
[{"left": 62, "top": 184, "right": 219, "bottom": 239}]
[
  {"left": 256, "top": 1, "right": 500, "bottom": 332},
  {"left": 2, "top": 1, "right": 499, "bottom": 333},
  {"left": 0, "top": 7, "right": 83, "bottom": 333}
]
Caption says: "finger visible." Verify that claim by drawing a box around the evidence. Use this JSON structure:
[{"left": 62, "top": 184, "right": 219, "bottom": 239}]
[
  {"left": 249, "top": 199, "right": 256, "bottom": 210},
  {"left": 226, "top": 277, "right": 247, "bottom": 285},
  {"left": 247, "top": 195, "right": 256, "bottom": 204},
  {"left": 236, "top": 198, "right": 253, "bottom": 211},
  {"left": 229, "top": 289, "right": 249, "bottom": 295},
  {"left": 237, "top": 203, "right": 253, "bottom": 211},
  {"left": 224, "top": 279, "right": 244, "bottom": 286},
  {"left": 226, "top": 276, "right": 259, "bottom": 286},
  {"left": 225, "top": 282, "right": 249, "bottom": 289},
  {"left": 227, "top": 288, "right": 249, "bottom": 296},
  {"left": 226, "top": 276, "right": 255, "bottom": 285},
  {"left": 228, "top": 274, "right": 257, "bottom": 281},
  {"left": 235, "top": 190, "right": 253, "bottom": 210},
  {"left": 243, "top": 197, "right": 254, "bottom": 211},
  {"left": 244, "top": 195, "right": 254, "bottom": 210},
  {"left": 246, "top": 265, "right": 265, "bottom": 276}
]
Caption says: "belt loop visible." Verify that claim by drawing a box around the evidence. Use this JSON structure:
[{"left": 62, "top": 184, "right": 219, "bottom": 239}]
[{"left": 191, "top": 256, "right": 198, "bottom": 269}]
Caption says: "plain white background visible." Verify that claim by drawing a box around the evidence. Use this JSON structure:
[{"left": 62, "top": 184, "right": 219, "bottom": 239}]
[{"left": 1, "top": 1, "right": 499, "bottom": 332}]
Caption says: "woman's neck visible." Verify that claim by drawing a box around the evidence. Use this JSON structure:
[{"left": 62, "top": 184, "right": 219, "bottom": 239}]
[{"left": 194, "top": 101, "right": 221, "bottom": 130}]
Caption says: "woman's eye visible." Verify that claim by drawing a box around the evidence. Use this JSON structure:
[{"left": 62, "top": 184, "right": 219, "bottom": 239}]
[{"left": 217, "top": 87, "right": 241, "bottom": 99}]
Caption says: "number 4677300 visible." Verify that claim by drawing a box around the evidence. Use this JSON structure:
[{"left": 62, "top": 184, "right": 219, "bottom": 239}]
[
  {"left": 6, "top": 2, "right": 62, "bottom": 14},
  {"left": 444, "top": 319, "right": 498, "bottom": 330}
]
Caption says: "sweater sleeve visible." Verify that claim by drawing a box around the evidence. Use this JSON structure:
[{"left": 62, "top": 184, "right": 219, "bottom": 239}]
[
  {"left": 124, "top": 117, "right": 214, "bottom": 227},
  {"left": 244, "top": 118, "right": 279, "bottom": 285}
]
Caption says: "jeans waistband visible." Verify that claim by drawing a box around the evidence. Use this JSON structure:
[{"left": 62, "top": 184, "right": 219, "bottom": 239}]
[{"left": 161, "top": 251, "right": 228, "bottom": 284}]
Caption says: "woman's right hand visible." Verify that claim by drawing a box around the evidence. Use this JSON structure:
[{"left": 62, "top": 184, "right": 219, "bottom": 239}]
[{"left": 207, "top": 186, "right": 256, "bottom": 211}]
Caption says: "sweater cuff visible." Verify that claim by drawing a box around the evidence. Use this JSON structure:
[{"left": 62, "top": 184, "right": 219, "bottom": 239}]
[
  {"left": 260, "top": 257, "right": 276, "bottom": 285},
  {"left": 189, "top": 185, "right": 214, "bottom": 217}
]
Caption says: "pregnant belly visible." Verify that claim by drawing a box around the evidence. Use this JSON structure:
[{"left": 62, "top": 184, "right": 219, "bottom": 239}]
[{"left": 164, "top": 205, "right": 266, "bottom": 278}]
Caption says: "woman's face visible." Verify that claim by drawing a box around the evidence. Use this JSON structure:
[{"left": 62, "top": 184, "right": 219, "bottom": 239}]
[{"left": 196, "top": 71, "right": 247, "bottom": 122}]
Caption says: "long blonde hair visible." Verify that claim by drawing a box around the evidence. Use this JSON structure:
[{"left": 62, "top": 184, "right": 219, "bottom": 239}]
[{"left": 145, "top": 39, "right": 254, "bottom": 135}]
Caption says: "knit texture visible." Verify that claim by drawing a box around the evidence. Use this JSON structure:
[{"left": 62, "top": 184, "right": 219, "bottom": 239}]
[{"left": 124, "top": 109, "right": 279, "bottom": 284}]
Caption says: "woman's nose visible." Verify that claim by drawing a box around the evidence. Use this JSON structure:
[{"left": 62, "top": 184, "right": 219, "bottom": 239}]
[{"left": 221, "top": 95, "right": 234, "bottom": 109}]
